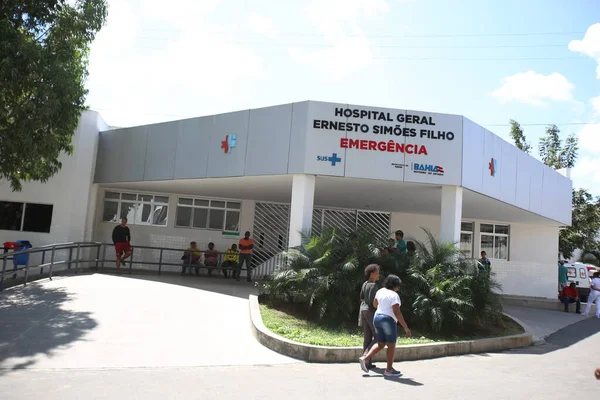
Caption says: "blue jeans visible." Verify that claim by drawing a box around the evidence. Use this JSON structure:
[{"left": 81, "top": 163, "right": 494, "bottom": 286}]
[
  {"left": 561, "top": 296, "right": 581, "bottom": 313},
  {"left": 373, "top": 313, "right": 397, "bottom": 343}
]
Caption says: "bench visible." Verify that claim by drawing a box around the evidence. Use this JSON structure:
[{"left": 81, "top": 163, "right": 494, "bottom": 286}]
[{"left": 180, "top": 252, "right": 252, "bottom": 278}]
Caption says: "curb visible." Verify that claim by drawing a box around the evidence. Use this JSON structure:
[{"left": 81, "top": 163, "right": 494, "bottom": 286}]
[{"left": 249, "top": 295, "right": 534, "bottom": 363}]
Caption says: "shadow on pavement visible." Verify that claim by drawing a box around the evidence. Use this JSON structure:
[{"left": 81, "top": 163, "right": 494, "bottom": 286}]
[
  {"left": 364, "top": 368, "right": 425, "bottom": 386},
  {"left": 107, "top": 271, "right": 260, "bottom": 300},
  {"left": 508, "top": 316, "right": 600, "bottom": 355},
  {"left": 0, "top": 282, "right": 97, "bottom": 374}
]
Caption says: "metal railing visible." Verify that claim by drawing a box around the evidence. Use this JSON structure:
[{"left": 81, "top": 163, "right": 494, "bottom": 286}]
[{"left": 0, "top": 242, "right": 257, "bottom": 291}]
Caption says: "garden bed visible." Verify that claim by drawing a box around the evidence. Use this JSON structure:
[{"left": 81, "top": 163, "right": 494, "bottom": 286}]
[{"left": 260, "top": 303, "right": 524, "bottom": 347}]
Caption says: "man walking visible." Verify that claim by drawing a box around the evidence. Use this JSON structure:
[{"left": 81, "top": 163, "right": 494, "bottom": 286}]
[
  {"left": 582, "top": 272, "right": 600, "bottom": 318},
  {"left": 238, "top": 231, "right": 254, "bottom": 282},
  {"left": 112, "top": 218, "right": 132, "bottom": 272}
]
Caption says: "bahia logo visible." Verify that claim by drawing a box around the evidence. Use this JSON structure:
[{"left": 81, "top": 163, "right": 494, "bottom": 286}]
[{"left": 412, "top": 163, "right": 444, "bottom": 176}]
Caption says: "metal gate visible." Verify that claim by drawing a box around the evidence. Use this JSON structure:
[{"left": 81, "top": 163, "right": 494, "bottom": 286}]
[
  {"left": 252, "top": 202, "right": 291, "bottom": 269},
  {"left": 252, "top": 201, "right": 391, "bottom": 278}
]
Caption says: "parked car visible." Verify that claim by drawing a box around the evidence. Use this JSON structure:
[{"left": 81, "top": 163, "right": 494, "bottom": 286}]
[{"left": 564, "top": 262, "right": 596, "bottom": 302}]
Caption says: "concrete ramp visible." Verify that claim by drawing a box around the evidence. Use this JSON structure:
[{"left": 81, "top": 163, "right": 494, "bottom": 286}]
[{"left": 0, "top": 274, "right": 297, "bottom": 370}]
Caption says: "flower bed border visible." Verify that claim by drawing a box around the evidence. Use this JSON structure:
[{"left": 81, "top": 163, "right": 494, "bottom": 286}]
[{"left": 249, "top": 295, "right": 533, "bottom": 363}]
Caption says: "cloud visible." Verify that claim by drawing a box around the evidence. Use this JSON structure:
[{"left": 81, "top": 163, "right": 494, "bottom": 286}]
[
  {"left": 491, "top": 71, "right": 575, "bottom": 106},
  {"left": 570, "top": 122, "right": 600, "bottom": 194},
  {"left": 592, "top": 96, "right": 600, "bottom": 115},
  {"left": 577, "top": 122, "right": 600, "bottom": 154},
  {"left": 288, "top": 0, "right": 391, "bottom": 79},
  {"left": 247, "top": 12, "right": 278, "bottom": 36},
  {"left": 85, "top": 0, "right": 263, "bottom": 127},
  {"left": 568, "top": 23, "right": 600, "bottom": 79},
  {"left": 571, "top": 156, "right": 600, "bottom": 190}
]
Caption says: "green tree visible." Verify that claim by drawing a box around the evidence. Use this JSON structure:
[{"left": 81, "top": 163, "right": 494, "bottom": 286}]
[
  {"left": 508, "top": 121, "right": 596, "bottom": 258},
  {"left": 538, "top": 125, "right": 579, "bottom": 169},
  {"left": 0, "top": 0, "right": 108, "bottom": 191},
  {"left": 509, "top": 120, "right": 531, "bottom": 153},
  {"left": 560, "top": 189, "right": 600, "bottom": 260}
]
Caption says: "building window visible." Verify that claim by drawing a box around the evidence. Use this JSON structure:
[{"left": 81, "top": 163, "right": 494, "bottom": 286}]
[
  {"left": 0, "top": 201, "right": 53, "bottom": 233},
  {"left": 175, "top": 197, "right": 241, "bottom": 232},
  {"left": 480, "top": 223, "right": 510, "bottom": 260},
  {"left": 102, "top": 192, "right": 168, "bottom": 226},
  {"left": 460, "top": 221, "right": 474, "bottom": 259}
]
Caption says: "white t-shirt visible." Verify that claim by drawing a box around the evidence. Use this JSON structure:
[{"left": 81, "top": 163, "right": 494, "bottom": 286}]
[
  {"left": 591, "top": 277, "right": 600, "bottom": 292},
  {"left": 374, "top": 288, "right": 401, "bottom": 322}
]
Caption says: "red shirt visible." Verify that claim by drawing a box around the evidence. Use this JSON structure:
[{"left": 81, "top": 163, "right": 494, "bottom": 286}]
[{"left": 561, "top": 286, "right": 578, "bottom": 298}]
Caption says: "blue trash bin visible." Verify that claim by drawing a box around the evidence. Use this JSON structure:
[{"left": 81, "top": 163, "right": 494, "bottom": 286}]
[{"left": 13, "top": 240, "right": 32, "bottom": 266}]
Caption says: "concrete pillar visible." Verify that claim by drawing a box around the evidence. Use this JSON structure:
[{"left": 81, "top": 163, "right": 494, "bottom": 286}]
[
  {"left": 440, "top": 186, "right": 463, "bottom": 245},
  {"left": 288, "top": 174, "right": 316, "bottom": 248}
]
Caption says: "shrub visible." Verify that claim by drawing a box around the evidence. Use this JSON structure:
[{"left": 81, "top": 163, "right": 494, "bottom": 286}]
[{"left": 259, "top": 227, "right": 503, "bottom": 335}]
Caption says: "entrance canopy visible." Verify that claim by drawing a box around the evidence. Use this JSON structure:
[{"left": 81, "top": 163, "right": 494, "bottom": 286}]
[{"left": 103, "top": 175, "right": 564, "bottom": 226}]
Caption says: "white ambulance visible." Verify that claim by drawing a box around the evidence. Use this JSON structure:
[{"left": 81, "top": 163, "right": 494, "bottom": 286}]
[{"left": 564, "top": 262, "right": 599, "bottom": 302}]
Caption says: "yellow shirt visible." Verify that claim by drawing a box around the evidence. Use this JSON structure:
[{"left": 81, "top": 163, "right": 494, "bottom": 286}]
[
  {"left": 223, "top": 249, "right": 239, "bottom": 262},
  {"left": 184, "top": 248, "right": 201, "bottom": 260}
]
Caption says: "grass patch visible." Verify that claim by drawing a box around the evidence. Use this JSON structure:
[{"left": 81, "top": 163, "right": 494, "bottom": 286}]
[{"left": 259, "top": 303, "right": 524, "bottom": 347}]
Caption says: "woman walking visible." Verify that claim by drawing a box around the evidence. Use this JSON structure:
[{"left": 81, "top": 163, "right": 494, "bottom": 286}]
[
  {"left": 359, "top": 264, "right": 380, "bottom": 369},
  {"left": 359, "top": 274, "right": 411, "bottom": 377}
]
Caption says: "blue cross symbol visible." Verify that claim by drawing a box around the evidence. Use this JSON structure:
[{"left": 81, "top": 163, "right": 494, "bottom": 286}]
[{"left": 327, "top": 153, "right": 342, "bottom": 166}]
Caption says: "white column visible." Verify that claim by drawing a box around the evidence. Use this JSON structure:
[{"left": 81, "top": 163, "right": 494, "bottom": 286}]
[
  {"left": 440, "top": 186, "right": 463, "bottom": 245},
  {"left": 288, "top": 174, "right": 316, "bottom": 248}
]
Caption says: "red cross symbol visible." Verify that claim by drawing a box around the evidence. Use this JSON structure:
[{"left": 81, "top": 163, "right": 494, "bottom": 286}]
[{"left": 221, "top": 135, "right": 229, "bottom": 154}]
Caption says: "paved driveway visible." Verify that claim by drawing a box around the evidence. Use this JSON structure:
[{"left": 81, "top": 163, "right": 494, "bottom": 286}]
[{"left": 0, "top": 274, "right": 296, "bottom": 370}]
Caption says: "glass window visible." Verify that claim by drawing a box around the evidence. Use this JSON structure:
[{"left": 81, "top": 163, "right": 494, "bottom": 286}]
[
  {"left": 175, "top": 197, "right": 241, "bottom": 231},
  {"left": 134, "top": 203, "right": 153, "bottom": 224},
  {"left": 176, "top": 207, "right": 192, "bottom": 227},
  {"left": 461, "top": 222, "right": 473, "bottom": 232},
  {"left": 479, "top": 223, "right": 510, "bottom": 261},
  {"left": 227, "top": 202, "right": 241, "bottom": 210},
  {"left": 480, "top": 235, "right": 494, "bottom": 257},
  {"left": 0, "top": 201, "right": 24, "bottom": 231},
  {"left": 120, "top": 202, "right": 136, "bottom": 221},
  {"left": 105, "top": 191, "right": 120, "bottom": 199},
  {"left": 208, "top": 209, "right": 225, "bottom": 229},
  {"left": 494, "top": 236, "right": 509, "bottom": 259},
  {"left": 23, "top": 204, "right": 53, "bottom": 233},
  {"left": 225, "top": 210, "right": 240, "bottom": 231},
  {"left": 103, "top": 192, "right": 169, "bottom": 226},
  {"left": 152, "top": 205, "right": 168, "bottom": 226},
  {"left": 460, "top": 232, "right": 473, "bottom": 258},
  {"left": 193, "top": 208, "right": 208, "bottom": 228},
  {"left": 102, "top": 201, "right": 119, "bottom": 222},
  {"left": 480, "top": 224, "right": 494, "bottom": 233},
  {"left": 495, "top": 225, "right": 510, "bottom": 235},
  {"left": 0, "top": 201, "right": 54, "bottom": 233},
  {"left": 194, "top": 199, "right": 209, "bottom": 207},
  {"left": 211, "top": 200, "right": 226, "bottom": 208},
  {"left": 154, "top": 196, "right": 169, "bottom": 204}
]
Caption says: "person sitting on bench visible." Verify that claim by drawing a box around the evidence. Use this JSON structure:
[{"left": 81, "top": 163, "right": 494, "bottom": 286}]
[
  {"left": 221, "top": 244, "right": 239, "bottom": 279},
  {"left": 559, "top": 282, "right": 581, "bottom": 313},
  {"left": 204, "top": 242, "right": 219, "bottom": 276},
  {"left": 181, "top": 241, "right": 201, "bottom": 276}
]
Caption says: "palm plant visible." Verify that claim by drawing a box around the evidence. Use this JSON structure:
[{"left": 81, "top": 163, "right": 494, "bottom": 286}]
[
  {"left": 260, "top": 227, "right": 503, "bottom": 335},
  {"left": 404, "top": 229, "right": 503, "bottom": 333},
  {"left": 260, "top": 227, "right": 387, "bottom": 321}
]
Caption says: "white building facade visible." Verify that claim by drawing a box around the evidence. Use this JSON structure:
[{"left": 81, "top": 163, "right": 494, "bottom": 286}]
[{"left": 0, "top": 102, "right": 572, "bottom": 299}]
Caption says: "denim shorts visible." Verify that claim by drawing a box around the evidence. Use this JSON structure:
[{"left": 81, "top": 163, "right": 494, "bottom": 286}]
[{"left": 373, "top": 313, "right": 397, "bottom": 343}]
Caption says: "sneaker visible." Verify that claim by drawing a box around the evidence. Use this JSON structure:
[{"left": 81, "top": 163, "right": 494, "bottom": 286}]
[
  {"left": 384, "top": 368, "right": 401, "bottom": 377},
  {"left": 367, "top": 363, "right": 376, "bottom": 370},
  {"left": 358, "top": 357, "right": 369, "bottom": 373}
]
